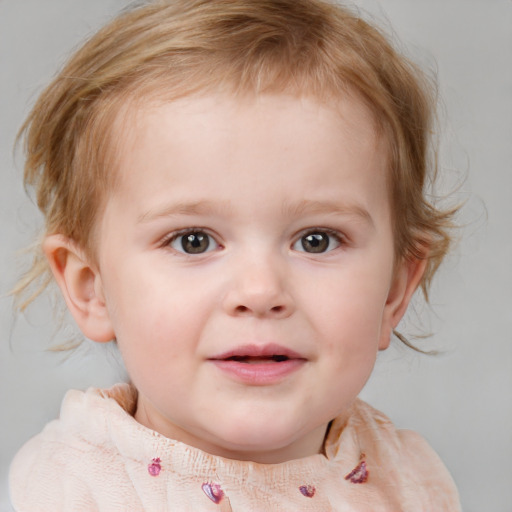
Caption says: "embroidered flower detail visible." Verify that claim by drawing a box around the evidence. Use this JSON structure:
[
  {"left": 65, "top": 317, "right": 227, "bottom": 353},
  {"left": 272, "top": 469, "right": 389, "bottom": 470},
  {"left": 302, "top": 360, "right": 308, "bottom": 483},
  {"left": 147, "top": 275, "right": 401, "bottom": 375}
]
[
  {"left": 202, "top": 482, "right": 224, "bottom": 504},
  {"left": 147, "top": 457, "right": 162, "bottom": 477},
  {"left": 299, "top": 484, "right": 316, "bottom": 497},
  {"left": 344, "top": 456, "right": 368, "bottom": 484}
]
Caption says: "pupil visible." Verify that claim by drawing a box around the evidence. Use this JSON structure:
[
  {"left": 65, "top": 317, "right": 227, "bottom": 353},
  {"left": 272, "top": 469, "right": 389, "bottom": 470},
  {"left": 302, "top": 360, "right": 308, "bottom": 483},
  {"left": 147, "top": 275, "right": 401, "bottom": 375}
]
[
  {"left": 302, "top": 233, "right": 328, "bottom": 253},
  {"left": 182, "top": 233, "right": 209, "bottom": 253}
]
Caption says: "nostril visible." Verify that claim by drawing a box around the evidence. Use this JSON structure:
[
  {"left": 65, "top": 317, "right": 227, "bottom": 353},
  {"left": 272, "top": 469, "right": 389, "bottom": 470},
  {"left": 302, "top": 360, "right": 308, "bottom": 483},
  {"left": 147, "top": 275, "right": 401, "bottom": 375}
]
[{"left": 233, "top": 304, "right": 286, "bottom": 315}]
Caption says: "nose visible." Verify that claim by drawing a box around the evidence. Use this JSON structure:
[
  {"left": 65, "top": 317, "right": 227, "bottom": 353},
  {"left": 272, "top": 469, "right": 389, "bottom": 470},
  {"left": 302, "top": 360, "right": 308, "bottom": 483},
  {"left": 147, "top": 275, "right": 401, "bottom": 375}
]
[{"left": 222, "top": 255, "right": 295, "bottom": 319}]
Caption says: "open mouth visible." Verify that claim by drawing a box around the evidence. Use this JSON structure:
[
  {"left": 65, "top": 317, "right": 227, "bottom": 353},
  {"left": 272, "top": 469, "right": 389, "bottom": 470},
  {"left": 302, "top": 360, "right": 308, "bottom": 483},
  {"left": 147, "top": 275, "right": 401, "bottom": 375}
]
[
  {"left": 211, "top": 343, "right": 304, "bottom": 362},
  {"left": 224, "top": 355, "right": 290, "bottom": 364},
  {"left": 209, "top": 344, "right": 306, "bottom": 384}
]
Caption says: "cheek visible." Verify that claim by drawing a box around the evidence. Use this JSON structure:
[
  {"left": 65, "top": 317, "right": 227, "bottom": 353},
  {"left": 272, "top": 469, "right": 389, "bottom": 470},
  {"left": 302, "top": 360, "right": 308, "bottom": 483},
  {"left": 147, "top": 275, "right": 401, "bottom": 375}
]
[
  {"left": 104, "top": 266, "right": 217, "bottom": 363},
  {"left": 306, "top": 273, "right": 389, "bottom": 334},
  {"left": 301, "top": 266, "right": 391, "bottom": 380}
]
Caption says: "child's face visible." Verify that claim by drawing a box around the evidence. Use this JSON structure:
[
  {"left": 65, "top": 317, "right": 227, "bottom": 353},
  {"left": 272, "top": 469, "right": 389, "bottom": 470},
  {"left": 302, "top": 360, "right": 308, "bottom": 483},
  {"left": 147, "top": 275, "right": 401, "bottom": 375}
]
[{"left": 63, "top": 93, "right": 421, "bottom": 463}]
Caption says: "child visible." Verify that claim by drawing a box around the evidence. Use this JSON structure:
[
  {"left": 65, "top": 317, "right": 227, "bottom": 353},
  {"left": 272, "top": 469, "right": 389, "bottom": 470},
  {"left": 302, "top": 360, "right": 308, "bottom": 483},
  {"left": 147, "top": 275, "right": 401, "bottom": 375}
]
[{"left": 9, "top": 0, "right": 461, "bottom": 509}]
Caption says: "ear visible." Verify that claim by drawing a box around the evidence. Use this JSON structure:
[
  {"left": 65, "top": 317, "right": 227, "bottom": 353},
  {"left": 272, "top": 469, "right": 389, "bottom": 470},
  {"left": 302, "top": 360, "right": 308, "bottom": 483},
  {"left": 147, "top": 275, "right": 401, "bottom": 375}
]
[
  {"left": 378, "top": 256, "right": 428, "bottom": 350},
  {"left": 43, "top": 234, "right": 115, "bottom": 343}
]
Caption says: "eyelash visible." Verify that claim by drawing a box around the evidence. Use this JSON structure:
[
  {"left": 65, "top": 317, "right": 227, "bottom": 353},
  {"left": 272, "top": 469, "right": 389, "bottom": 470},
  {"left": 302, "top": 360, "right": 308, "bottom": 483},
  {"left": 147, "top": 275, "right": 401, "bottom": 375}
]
[
  {"left": 292, "top": 228, "right": 346, "bottom": 254},
  {"left": 160, "top": 227, "right": 346, "bottom": 256},
  {"left": 159, "top": 228, "right": 221, "bottom": 255}
]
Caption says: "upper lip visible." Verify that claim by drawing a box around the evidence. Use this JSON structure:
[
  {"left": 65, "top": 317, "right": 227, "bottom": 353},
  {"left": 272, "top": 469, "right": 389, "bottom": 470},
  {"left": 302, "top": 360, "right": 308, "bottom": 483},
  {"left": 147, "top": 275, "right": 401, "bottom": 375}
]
[{"left": 209, "top": 343, "right": 306, "bottom": 361}]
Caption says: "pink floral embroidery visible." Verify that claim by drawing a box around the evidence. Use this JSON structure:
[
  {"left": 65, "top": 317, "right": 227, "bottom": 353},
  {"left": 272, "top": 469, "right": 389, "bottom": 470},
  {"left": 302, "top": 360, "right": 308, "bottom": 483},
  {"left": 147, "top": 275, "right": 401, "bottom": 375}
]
[
  {"left": 344, "top": 456, "right": 369, "bottom": 484},
  {"left": 147, "top": 457, "right": 162, "bottom": 477},
  {"left": 202, "top": 482, "right": 224, "bottom": 504},
  {"left": 299, "top": 484, "right": 316, "bottom": 497}
]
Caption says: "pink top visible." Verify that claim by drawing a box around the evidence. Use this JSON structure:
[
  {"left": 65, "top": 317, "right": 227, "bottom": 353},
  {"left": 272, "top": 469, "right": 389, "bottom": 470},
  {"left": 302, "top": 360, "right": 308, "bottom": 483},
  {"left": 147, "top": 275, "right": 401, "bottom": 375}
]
[{"left": 10, "top": 384, "right": 460, "bottom": 511}]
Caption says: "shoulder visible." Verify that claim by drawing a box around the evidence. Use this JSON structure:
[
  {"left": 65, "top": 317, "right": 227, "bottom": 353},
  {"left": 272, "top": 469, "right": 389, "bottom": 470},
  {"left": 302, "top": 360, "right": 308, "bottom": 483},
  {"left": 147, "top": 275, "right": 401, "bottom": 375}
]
[
  {"left": 9, "top": 385, "right": 140, "bottom": 510},
  {"left": 342, "top": 399, "right": 462, "bottom": 510},
  {"left": 9, "top": 429, "right": 93, "bottom": 509}
]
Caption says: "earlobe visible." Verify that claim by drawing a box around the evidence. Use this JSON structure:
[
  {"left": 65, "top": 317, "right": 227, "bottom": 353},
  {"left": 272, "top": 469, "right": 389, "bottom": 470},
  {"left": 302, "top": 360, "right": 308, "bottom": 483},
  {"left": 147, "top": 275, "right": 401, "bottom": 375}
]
[
  {"left": 379, "top": 256, "right": 428, "bottom": 350},
  {"left": 43, "top": 235, "right": 115, "bottom": 343}
]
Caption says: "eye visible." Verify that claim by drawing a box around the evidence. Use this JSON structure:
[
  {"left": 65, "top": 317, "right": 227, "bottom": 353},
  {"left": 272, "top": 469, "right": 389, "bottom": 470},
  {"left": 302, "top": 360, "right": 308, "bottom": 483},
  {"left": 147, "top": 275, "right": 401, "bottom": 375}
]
[
  {"left": 293, "top": 230, "right": 342, "bottom": 254},
  {"left": 168, "top": 230, "right": 218, "bottom": 254}
]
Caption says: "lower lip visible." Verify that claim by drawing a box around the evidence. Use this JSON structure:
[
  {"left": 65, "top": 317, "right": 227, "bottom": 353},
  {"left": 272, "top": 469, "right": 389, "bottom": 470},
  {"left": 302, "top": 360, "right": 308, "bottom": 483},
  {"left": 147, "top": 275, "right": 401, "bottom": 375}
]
[{"left": 211, "top": 359, "right": 305, "bottom": 385}]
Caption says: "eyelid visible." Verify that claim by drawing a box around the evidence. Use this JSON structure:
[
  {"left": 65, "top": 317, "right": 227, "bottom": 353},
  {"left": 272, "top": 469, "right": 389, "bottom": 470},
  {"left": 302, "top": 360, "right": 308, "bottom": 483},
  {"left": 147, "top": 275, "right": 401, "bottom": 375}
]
[
  {"left": 291, "top": 227, "right": 345, "bottom": 253},
  {"left": 160, "top": 227, "right": 222, "bottom": 254}
]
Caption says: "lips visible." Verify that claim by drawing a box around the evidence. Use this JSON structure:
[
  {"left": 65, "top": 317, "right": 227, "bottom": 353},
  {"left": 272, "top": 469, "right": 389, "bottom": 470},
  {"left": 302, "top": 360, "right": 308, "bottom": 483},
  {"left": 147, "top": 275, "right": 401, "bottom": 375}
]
[
  {"left": 223, "top": 354, "right": 290, "bottom": 364},
  {"left": 208, "top": 344, "right": 306, "bottom": 385}
]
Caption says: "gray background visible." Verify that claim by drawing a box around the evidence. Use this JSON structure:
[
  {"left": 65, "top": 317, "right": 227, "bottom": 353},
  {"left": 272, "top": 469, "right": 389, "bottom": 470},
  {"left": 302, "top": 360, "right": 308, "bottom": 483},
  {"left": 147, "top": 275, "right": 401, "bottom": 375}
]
[{"left": 1, "top": 1, "right": 511, "bottom": 510}]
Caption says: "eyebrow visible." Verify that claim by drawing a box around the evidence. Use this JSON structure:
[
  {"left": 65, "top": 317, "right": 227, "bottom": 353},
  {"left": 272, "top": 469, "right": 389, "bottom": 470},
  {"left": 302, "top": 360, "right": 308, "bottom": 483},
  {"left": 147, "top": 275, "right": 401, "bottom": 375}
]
[
  {"left": 138, "top": 198, "right": 374, "bottom": 227},
  {"left": 282, "top": 199, "right": 374, "bottom": 227},
  {"left": 137, "top": 200, "right": 233, "bottom": 223}
]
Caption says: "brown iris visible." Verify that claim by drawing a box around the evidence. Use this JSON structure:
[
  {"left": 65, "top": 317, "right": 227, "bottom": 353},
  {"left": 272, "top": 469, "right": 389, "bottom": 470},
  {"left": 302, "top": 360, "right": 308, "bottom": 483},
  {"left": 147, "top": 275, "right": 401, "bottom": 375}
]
[
  {"left": 181, "top": 232, "right": 210, "bottom": 253},
  {"left": 301, "top": 232, "right": 329, "bottom": 253}
]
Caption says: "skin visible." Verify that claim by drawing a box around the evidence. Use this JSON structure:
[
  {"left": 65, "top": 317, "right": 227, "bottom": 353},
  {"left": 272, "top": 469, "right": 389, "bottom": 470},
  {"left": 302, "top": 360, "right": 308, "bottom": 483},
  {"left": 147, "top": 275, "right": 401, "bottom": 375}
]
[{"left": 45, "top": 93, "right": 425, "bottom": 464}]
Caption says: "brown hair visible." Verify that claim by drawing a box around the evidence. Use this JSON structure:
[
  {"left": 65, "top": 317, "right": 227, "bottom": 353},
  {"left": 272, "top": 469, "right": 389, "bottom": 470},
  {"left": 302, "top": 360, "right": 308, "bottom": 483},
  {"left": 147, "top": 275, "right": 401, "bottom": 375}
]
[{"left": 15, "top": 0, "right": 455, "bottom": 339}]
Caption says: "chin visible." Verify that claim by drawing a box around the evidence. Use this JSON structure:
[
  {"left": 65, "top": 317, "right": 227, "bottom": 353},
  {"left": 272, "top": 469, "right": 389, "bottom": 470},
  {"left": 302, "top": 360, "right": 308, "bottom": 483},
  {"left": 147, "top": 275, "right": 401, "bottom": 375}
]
[
  {"left": 221, "top": 427, "right": 289, "bottom": 451},
  {"left": 206, "top": 420, "right": 313, "bottom": 463}
]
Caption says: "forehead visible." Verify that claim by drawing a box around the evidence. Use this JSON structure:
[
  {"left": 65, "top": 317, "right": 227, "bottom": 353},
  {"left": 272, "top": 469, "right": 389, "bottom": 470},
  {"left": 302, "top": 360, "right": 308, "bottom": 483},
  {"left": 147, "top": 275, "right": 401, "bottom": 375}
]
[{"left": 106, "top": 92, "right": 390, "bottom": 223}]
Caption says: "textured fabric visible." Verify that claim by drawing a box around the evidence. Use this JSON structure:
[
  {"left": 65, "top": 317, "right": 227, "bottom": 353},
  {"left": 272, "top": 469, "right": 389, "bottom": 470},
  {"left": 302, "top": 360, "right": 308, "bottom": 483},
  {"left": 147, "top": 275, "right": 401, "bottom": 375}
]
[{"left": 10, "top": 384, "right": 460, "bottom": 511}]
